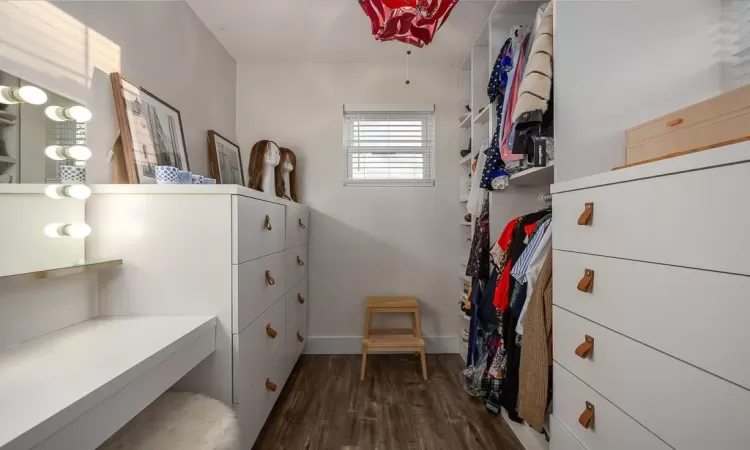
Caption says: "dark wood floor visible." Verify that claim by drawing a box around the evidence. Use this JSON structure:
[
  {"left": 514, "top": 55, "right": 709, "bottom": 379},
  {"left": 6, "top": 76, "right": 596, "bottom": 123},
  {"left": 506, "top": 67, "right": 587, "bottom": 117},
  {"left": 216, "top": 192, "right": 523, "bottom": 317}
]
[{"left": 253, "top": 354, "right": 524, "bottom": 450}]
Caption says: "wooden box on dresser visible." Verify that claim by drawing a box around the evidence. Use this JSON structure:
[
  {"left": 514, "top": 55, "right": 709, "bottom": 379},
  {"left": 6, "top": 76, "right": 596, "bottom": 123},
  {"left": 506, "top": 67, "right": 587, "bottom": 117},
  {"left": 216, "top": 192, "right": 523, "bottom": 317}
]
[
  {"left": 548, "top": 142, "right": 750, "bottom": 450},
  {"left": 86, "top": 185, "right": 309, "bottom": 447}
]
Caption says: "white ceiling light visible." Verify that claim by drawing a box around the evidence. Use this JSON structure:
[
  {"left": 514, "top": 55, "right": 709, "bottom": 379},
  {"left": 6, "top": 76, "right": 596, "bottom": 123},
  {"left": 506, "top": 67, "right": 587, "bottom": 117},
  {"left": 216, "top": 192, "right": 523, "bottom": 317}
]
[
  {"left": 45, "top": 105, "right": 92, "bottom": 123},
  {"left": 45, "top": 145, "right": 92, "bottom": 161},
  {"left": 0, "top": 85, "right": 48, "bottom": 105}
]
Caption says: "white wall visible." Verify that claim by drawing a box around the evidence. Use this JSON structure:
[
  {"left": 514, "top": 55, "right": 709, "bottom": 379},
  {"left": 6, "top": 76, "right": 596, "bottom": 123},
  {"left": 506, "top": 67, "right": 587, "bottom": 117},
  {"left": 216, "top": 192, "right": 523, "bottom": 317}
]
[
  {"left": 236, "top": 62, "right": 461, "bottom": 352},
  {"left": 554, "top": 0, "right": 724, "bottom": 182},
  {"left": 0, "top": 1, "right": 236, "bottom": 347},
  {"left": 0, "top": 1, "right": 237, "bottom": 182}
]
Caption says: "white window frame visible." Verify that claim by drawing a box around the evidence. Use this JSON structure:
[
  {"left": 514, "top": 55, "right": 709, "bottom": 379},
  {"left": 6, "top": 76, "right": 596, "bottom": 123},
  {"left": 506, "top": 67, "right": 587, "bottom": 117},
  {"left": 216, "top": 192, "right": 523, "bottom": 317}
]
[{"left": 343, "top": 104, "right": 436, "bottom": 187}]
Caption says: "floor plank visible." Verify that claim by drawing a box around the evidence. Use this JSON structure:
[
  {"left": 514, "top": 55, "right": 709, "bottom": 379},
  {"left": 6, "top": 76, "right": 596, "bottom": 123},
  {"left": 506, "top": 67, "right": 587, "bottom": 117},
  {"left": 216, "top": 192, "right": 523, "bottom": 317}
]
[{"left": 254, "top": 354, "right": 526, "bottom": 450}]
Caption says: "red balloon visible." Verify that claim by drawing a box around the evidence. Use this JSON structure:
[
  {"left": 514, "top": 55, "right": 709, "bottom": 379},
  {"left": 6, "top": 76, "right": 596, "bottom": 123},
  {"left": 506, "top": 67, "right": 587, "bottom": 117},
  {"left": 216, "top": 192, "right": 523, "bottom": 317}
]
[{"left": 360, "top": 0, "right": 459, "bottom": 48}]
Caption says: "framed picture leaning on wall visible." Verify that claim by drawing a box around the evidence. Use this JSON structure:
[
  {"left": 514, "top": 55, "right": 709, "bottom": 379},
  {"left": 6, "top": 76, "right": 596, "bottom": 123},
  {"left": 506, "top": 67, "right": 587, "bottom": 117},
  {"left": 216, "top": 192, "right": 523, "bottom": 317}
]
[
  {"left": 207, "top": 130, "right": 244, "bottom": 185},
  {"left": 110, "top": 72, "right": 190, "bottom": 183}
]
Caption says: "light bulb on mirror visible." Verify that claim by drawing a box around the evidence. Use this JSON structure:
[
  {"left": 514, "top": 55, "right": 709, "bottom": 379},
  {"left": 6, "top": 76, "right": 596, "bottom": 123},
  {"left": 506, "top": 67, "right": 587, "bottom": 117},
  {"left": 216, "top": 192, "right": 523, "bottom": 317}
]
[
  {"left": 45, "top": 184, "right": 91, "bottom": 200},
  {"left": 0, "top": 85, "right": 48, "bottom": 105},
  {"left": 45, "top": 145, "right": 92, "bottom": 161},
  {"left": 44, "top": 223, "right": 92, "bottom": 238},
  {"left": 45, "top": 105, "right": 92, "bottom": 123}
]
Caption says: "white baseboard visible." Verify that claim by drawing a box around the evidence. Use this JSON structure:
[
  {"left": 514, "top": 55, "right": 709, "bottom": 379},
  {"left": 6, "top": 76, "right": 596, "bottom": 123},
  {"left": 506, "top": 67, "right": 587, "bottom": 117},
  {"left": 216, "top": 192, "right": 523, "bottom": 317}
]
[{"left": 304, "top": 335, "right": 458, "bottom": 355}]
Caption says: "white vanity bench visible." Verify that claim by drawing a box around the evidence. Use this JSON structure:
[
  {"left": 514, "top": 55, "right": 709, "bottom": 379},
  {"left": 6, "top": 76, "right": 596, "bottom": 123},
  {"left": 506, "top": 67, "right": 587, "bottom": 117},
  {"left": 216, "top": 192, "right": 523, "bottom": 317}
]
[{"left": 0, "top": 316, "right": 217, "bottom": 450}]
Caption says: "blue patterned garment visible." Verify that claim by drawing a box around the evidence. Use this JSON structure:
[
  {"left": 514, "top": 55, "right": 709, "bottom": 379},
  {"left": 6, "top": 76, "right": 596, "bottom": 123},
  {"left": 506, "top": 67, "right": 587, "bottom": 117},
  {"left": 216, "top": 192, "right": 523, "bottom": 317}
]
[{"left": 481, "top": 39, "right": 513, "bottom": 190}]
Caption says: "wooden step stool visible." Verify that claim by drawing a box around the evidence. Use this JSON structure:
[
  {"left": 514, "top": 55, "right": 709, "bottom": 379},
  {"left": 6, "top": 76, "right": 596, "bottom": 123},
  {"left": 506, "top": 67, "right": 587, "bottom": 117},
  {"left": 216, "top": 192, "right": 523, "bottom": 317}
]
[{"left": 361, "top": 296, "right": 427, "bottom": 381}]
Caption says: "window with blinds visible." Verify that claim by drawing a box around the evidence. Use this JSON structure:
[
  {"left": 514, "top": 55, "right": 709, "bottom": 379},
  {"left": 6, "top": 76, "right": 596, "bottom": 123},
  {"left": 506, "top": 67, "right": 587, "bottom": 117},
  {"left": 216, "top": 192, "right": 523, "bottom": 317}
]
[
  {"left": 344, "top": 109, "right": 435, "bottom": 187},
  {"left": 726, "top": 0, "right": 750, "bottom": 88}
]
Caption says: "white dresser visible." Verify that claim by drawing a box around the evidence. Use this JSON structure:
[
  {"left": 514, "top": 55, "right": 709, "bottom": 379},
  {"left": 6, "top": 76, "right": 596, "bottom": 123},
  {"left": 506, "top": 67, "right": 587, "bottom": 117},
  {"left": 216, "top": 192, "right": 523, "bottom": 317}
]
[
  {"left": 87, "top": 185, "right": 309, "bottom": 447},
  {"left": 549, "top": 142, "right": 750, "bottom": 450}
]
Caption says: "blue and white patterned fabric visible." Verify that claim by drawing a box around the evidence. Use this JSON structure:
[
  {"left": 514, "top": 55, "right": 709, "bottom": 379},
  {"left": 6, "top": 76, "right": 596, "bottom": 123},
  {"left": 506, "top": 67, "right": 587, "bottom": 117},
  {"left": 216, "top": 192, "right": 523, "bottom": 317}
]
[
  {"left": 481, "top": 38, "right": 513, "bottom": 190},
  {"left": 510, "top": 218, "right": 550, "bottom": 283}
]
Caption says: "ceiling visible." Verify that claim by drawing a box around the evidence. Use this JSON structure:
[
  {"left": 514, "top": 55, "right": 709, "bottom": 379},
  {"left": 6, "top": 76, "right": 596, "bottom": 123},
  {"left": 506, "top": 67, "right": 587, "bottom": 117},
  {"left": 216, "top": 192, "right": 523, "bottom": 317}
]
[{"left": 185, "top": 0, "right": 497, "bottom": 65}]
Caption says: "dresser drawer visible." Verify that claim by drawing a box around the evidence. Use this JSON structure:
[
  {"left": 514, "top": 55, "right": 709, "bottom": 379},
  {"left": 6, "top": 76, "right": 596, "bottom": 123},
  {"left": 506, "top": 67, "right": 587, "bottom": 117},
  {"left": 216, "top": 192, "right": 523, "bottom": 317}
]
[
  {"left": 554, "top": 250, "right": 750, "bottom": 389},
  {"left": 284, "top": 279, "right": 308, "bottom": 379},
  {"left": 233, "top": 196, "right": 285, "bottom": 264},
  {"left": 550, "top": 415, "right": 586, "bottom": 450},
  {"left": 554, "top": 307, "right": 750, "bottom": 450},
  {"left": 286, "top": 204, "right": 309, "bottom": 249},
  {"left": 285, "top": 245, "right": 307, "bottom": 293},
  {"left": 233, "top": 252, "right": 285, "bottom": 334},
  {"left": 233, "top": 297, "right": 286, "bottom": 404},
  {"left": 552, "top": 161, "right": 750, "bottom": 275},
  {"left": 552, "top": 362, "right": 670, "bottom": 450}
]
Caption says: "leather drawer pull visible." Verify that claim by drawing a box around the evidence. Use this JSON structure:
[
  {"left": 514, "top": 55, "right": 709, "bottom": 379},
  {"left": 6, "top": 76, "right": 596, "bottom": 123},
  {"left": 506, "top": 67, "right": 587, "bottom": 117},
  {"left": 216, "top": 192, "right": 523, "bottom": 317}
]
[
  {"left": 667, "top": 118, "right": 684, "bottom": 127},
  {"left": 579, "top": 402, "right": 595, "bottom": 429},
  {"left": 264, "top": 215, "right": 272, "bottom": 231},
  {"left": 297, "top": 293, "right": 306, "bottom": 304},
  {"left": 265, "top": 378, "right": 278, "bottom": 392},
  {"left": 577, "top": 269, "right": 595, "bottom": 293},
  {"left": 575, "top": 335, "right": 594, "bottom": 359},
  {"left": 265, "top": 270, "right": 276, "bottom": 286},
  {"left": 297, "top": 331, "right": 305, "bottom": 342},
  {"left": 266, "top": 324, "right": 278, "bottom": 339},
  {"left": 297, "top": 256, "right": 305, "bottom": 266},
  {"left": 578, "top": 203, "right": 594, "bottom": 225},
  {"left": 299, "top": 218, "right": 306, "bottom": 229}
]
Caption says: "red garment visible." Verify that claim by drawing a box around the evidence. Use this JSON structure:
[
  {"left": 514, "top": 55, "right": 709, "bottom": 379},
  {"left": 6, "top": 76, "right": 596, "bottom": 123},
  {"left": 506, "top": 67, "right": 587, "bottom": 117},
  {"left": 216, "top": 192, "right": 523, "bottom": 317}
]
[{"left": 493, "top": 219, "right": 537, "bottom": 312}]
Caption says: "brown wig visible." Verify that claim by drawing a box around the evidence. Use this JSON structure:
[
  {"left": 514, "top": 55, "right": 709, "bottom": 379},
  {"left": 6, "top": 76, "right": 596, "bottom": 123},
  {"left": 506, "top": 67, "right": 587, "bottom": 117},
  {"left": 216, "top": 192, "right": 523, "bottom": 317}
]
[
  {"left": 277, "top": 147, "right": 298, "bottom": 202},
  {"left": 248, "top": 140, "right": 284, "bottom": 195}
]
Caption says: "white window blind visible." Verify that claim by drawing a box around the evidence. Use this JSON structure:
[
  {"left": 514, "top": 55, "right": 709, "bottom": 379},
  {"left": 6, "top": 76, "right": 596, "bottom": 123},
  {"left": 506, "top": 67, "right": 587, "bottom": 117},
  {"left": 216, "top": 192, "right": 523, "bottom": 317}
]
[
  {"left": 726, "top": 0, "right": 750, "bottom": 88},
  {"left": 344, "top": 110, "right": 435, "bottom": 187}
]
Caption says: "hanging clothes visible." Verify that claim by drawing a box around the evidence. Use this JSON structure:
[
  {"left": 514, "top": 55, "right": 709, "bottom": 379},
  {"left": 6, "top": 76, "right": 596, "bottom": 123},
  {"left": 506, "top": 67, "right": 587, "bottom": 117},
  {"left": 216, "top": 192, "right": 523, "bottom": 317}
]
[
  {"left": 511, "top": 1, "right": 554, "bottom": 160},
  {"left": 481, "top": 38, "right": 512, "bottom": 190},
  {"left": 517, "top": 223, "right": 552, "bottom": 335},
  {"left": 518, "top": 251, "right": 553, "bottom": 432},
  {"left": 466, "top": 194, "right": 490, "bottom": 280},
  {"left": 500, "top": 32, "right": 531, "bottom": 164},
  {"left": 466, "top": 141, "right": 489, "bottom": 215}
]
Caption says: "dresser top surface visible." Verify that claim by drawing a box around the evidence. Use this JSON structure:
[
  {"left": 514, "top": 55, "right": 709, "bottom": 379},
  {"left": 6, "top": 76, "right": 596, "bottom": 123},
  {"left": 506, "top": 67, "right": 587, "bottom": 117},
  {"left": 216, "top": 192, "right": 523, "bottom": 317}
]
[
  {"left": 89, "top": 184, "right": 300, "bottom": 206},
  {"left": 551, "top": 140, "right": 750, "bottom": 194}
]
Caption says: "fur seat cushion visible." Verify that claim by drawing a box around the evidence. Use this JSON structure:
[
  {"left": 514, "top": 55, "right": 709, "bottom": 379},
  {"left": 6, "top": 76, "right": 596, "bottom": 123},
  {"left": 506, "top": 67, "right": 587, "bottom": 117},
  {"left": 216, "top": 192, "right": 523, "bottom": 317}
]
[{"left": 99, "top": 392, "right": 239, "bottom": 450}]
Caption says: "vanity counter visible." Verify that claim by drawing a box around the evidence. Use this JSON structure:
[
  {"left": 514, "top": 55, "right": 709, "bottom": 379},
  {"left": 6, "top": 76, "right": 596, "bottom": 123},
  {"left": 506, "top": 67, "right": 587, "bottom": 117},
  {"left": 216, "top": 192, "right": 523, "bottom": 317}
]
[{"left": 0, "top": 315, "right": 216, "bottom": 450}]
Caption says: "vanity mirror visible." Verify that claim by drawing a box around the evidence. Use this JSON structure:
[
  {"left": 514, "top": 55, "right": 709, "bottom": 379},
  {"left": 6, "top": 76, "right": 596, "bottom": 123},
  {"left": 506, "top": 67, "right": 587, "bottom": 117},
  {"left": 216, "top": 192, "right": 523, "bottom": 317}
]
[{"left": 0, "top": 68, "right": 104, "bottom": 278}]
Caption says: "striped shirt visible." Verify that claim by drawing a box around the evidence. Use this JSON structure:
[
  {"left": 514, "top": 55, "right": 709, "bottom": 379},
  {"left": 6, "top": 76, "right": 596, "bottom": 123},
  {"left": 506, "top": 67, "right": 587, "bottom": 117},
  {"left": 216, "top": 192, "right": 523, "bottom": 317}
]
[{"left": 511, "top": 218, "right": 550, "bottom": 283}]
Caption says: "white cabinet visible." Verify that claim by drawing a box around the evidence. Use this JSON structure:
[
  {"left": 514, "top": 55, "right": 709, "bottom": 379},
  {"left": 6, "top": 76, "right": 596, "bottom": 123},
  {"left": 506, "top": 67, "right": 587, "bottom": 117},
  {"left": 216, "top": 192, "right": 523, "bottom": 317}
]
[
  {"left": 550, "top": 143, "right": 750, "bottom": 450},
  {"left": 88, "top": 185, "right": 309, "bottom": 449}
]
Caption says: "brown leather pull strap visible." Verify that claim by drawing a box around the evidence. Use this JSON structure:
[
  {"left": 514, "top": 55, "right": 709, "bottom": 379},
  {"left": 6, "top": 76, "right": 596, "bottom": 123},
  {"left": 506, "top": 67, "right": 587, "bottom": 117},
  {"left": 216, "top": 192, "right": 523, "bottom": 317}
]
[
  {"left": 297, "top": 331, "right": 305, "bottom": 342},
  {"left": 297, "top": 293, "right": 306, "bottom": 304},
  {"left": 667, "top": 118, "right": 684, "bottom": 127},
  {"left": 298, "top": 218, "right": 306, "bottom": 229},
  {"left": 575, "top": 335, "right": 594, "bottom": 359},
  {"left": 579, "top": 402, "right": 595, "bottom": 429},
  {"left": 265, "top": 270, "right": 276, "bottom": 286},
  {"left": 265, "top": 378, "right": 277, "bottom": 392},
  {"left": 266, "top": 324, "right": 278, "bottom": 339},
  {"left": 577, "top": 269, "right": 595, "bottom": 293},
  {"left": 297, "top": 256, "right": 305, "bottom": 266},
  {"left": 264, "top": 215, "right": 272, "bottom": 231},
  {"left": 578, "top": 203, "right": 594, "bottom": 225}
]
